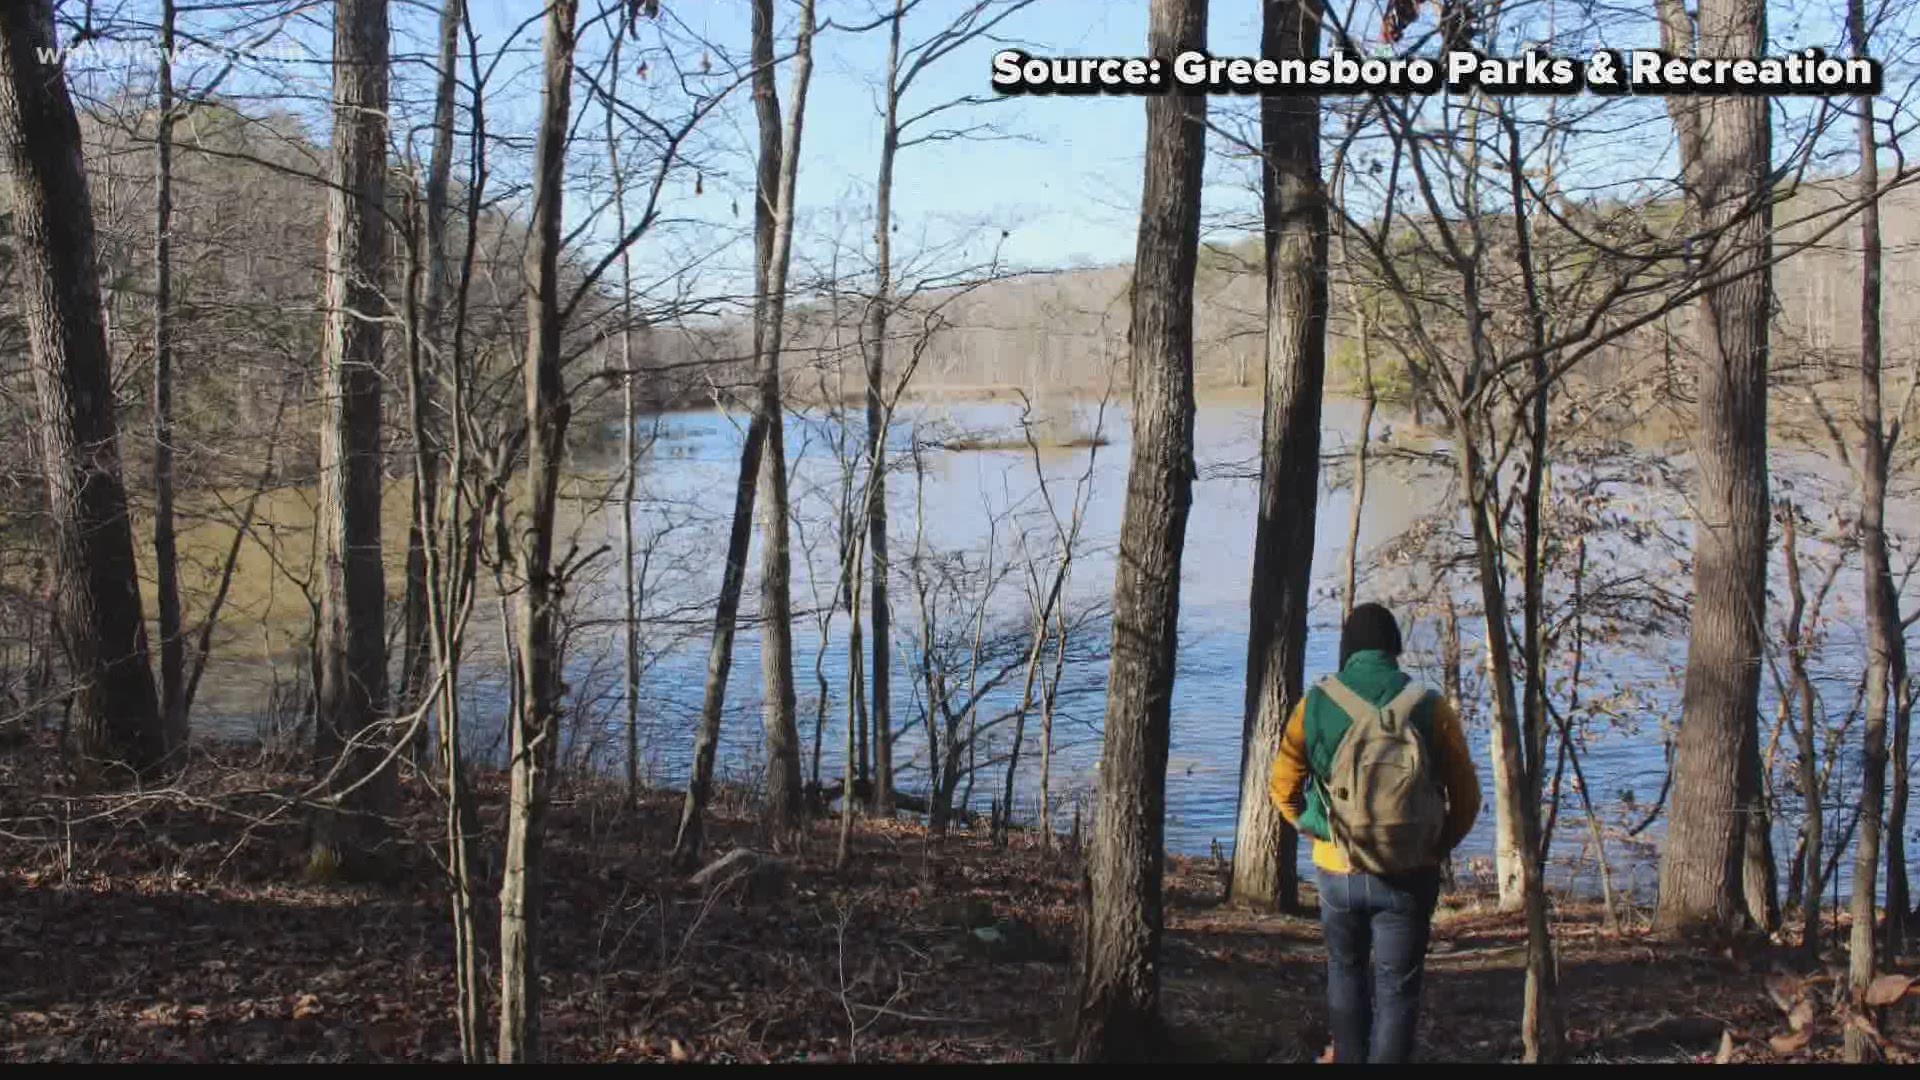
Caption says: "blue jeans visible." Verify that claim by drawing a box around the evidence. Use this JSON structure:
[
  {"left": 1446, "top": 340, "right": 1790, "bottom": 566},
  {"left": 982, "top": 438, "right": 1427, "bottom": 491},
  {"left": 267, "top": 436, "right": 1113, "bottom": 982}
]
[{"left": 1315, "top": 867, "right": 1441, "bottom": 1064}]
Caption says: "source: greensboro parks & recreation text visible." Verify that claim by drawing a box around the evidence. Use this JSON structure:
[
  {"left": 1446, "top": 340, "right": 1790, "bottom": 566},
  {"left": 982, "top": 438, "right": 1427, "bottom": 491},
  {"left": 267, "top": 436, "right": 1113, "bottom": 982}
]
[{"left": 990, "top": 47, "right": 1882, "bottom": 97}]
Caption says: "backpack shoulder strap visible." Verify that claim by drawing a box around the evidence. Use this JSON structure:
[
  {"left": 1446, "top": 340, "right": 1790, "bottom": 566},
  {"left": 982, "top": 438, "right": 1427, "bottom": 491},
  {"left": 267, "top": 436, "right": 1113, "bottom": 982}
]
[
  {"left": 1384, "top": 680, "right": 1429, "bottom": 721},
  {"left": 1315, "top": 675, "right": 1379, "bottom": 727},
  {"left": 1390, "top": 680, "right": 1436, "bottom": 730}
]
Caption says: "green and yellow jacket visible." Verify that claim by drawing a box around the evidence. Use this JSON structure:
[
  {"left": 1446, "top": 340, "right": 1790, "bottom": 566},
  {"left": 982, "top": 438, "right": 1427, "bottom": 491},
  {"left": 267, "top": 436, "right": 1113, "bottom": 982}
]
[{"left": 1267, "top": 649, "right": 1482, "bottom": 875}]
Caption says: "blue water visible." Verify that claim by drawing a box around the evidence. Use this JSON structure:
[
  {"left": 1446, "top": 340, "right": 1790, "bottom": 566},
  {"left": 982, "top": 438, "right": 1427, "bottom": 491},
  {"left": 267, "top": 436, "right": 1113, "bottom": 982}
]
[{"left": 202, "top": 394, "right": 1920, "bottom": 905}]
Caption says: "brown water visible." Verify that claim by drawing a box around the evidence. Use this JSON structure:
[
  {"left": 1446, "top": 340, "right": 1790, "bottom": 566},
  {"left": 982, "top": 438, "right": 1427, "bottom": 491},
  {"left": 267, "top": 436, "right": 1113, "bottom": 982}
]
[{"left": 182, "top": 391, "right": 1917, "bottom": 901}]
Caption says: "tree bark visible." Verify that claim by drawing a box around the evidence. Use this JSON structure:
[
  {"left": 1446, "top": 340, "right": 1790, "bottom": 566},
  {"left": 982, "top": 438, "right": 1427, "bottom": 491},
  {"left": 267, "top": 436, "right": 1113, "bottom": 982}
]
[
  {"left": 0, "top": 0, "right": 164, "bottom": 783},
  {"left": 308, "top": 0, "right": 396, "bottom": 879},
  {"left": 1459, "top": 432, "right": 1564, "bottom": 1061},
  {"left": 401, "top": 0, "right": 463, "bottom": 769},
  {"left": 1846, "top": 0, "right": 1892, "bottom": 1052},
  {"left": 1340, "top": 311, "right": 1372, "bottom": 623},
  {"left": 838, "top": 570, "right": 863, "bottom": 867},
  {"left": 1489, "top": 689, "right": 1529, "bottom": 911},
  {"left": 1228, "top": 0, "right": 1322, "bottom": 915},
  {"left": 152, "top": 0, "right": 188, "bottom": 762},
  {"left": 1070, "top": 0, "right": 1206, "bottom": 1060},
  {"left": 750, "top": 0, "right": 814, "bottom": 843},
  {"left": 865, "top": 0, "right": 903, "bottom": 817},
  {"left": 605, "top": 8, "right": 642, "bottom": 802},
  {"left": 1742, "top": 724, "right": 1781, "bottom": 932},
  {"left": 1002, "top": 557, "right": 1070, "bottom": 844},
  {"left": 499, "top": 0, "right": 577, "bottom": 1062},
  {"left": 1781, "top": 508, "right": 1822, "bottom": 958},
  {"left": 1652, "top": 0, "right": 1775, "bottom": 939},
  {"left": 671, "top": 414, "right": 767, "bottom": 866},
  {"left": 1039, "top": 600, "right": 1068, "bottom": 849},
  {"left": 669, "top": 0, "right": 812, "bottom": 867},
  {"left": 1888, "top": 637, "right": 1911, "bottom": 955}
]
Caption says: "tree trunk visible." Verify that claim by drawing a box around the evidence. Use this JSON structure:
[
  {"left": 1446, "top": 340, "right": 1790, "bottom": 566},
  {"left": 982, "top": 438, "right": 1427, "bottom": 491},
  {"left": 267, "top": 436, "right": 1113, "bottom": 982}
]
[
  {"left": 1489, "top": 700, "right": 1529, "bottom": 911},
  {"left": 620, "top": 303, "right": 641, "bottom": 800},
  {"left": 1742, "top": 727, "right": 1781, "bottom": 932},
  {"left": 670, "top": 0, "right": 813, "bottom": 866},
  {"left": 1340, "top": 315, "right": 1373, "bottom": 623},
  {"left": 1889, "top": 656, "right": 1911, "bottom": 953},
  {"left": 671, "top": 415, "right": 766, "bottom": 866},
  {"left": 605, "top": 7, "right": 641, "bottom": 802},
  {"left": 0, "top": 0, "right": 164, "bottom": 783},
  {"left": 400, "top": 0, "right": 463, "bottom": 770},
  {"left": 1002, "top": 561, "right": 1070, "bottom": 846},
  {"left": 839, "top": 566, "right": 864, "bottom": 867},
  {"left": 1459, "top": 434, "right": 1564, "bottom": 1062},
  {"left": 308, "top": 0, "right": 396, "bottom": 879},
  {"left": 421, "top": 275, "right": 481, "bottom": 1061},
  {"left": 499, "top": 0, "right": 576, "bottom": 1062},
  {"left": 1070, "top": 0, "right": 1206, "bottom": 1060},
  {"left": 1508, "top": 111, "right": 1553, "bottom": 912},
  {"left": 152, "top": 0, "right": 188, "bottom": 762},
  {"left": 1652, "top": 0, "right": 1775, "bottom": 939},
  {"left": 866, "top": 1, "right": 903, "bottom": 817},
  {"left": 1782, "top": 508, "right": 1822, "bottom": 957},
  {"left": 1040, "top": 602, "right": 1070, "bottom": 850},
  {"left": 1228, "top": 0, "right": 1322, "bottom": 915},
  {"left": 1863, "top": 84, "right": 1910, "bottom": 965},
  {"left": 1847, "top": 0, "right": 1891, "bottom": 1052},
  {"left": 750, "top": 0, "right": 814, "bottom": 843}
]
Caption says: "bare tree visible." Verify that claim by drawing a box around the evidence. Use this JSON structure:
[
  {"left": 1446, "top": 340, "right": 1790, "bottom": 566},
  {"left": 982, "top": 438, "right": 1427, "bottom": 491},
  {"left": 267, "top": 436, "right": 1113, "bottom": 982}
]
[
  {"left": 0, "top": 0, "right": 164, "bottom": 782},
  {"left": 865, "top": 0, "right": 905, "bottom": 817},
  {"left": 407, "top": 0, "right": 483, "bottom": 1055},
  {"left": 151, "top": 0, "right": 187, "bottom": 760},
  {"left": 673, "top": 0, "right": 816, "bottom": 862},
  {"left": 1845, "top": 0, "right": 1898, "bottom": 1053},
  {"left": 499, "top": 0, "right": 577, "bottom": 1063},
  {"left": 997, "top": 391, "right": 1105, "bottom": 843},
  {"left": 1651, "top": 0, "right": 1778, "bottom": 938},
  {"left": 308, "top": 0, "right": 397, "bottom": 879},
  {"left": 860, "top": 0, "right": 1040, "bottom": 819},
  {"left": 603, "top": 1, "right": 643, "bottom": 802},
  {"left": 1778, "top": 506, "right": 1831, "bottom": 959},
  {"left": 754, "top": 0, "right": 817, "bottom": 843},
  {"left": 1071, "top": 0, "right": 1206, "bottom": 1060},
  {"left": 399, "top": 0, "right": 465, "bottom": 765},
  {"left": 1229, "top": 0, "right": 1325, "bottom": 914}
]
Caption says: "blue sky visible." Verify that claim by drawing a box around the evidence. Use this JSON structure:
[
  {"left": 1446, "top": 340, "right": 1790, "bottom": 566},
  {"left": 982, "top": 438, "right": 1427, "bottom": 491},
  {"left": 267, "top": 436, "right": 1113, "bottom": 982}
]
[
  {"left": 441, "top": 0, "right": 1887, "bottom": 294},
  {"left": 73, "top": 0, "right": 1913, "bottom": 301},
  {"left": 433, "top": 1, "right": 1288, "bottom": 285}
]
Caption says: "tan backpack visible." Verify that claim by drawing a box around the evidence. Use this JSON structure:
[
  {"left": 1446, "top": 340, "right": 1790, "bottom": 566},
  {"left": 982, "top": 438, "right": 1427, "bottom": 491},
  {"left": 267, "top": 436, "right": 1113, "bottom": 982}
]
[{"left": 1312, "top": 677, "right": 1446, "bottom": 876}]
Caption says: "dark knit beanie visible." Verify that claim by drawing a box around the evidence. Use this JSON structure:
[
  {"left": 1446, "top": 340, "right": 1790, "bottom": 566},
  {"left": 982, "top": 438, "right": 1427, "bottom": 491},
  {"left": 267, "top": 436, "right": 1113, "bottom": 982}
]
[{"left": 1338, "top": 602, "right": 1403, "bottom": 667}]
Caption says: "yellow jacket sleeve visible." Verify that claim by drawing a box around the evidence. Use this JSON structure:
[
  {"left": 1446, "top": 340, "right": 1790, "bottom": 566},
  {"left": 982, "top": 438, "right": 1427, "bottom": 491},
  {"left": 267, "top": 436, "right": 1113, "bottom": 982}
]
[
  {"left": 1268, "top": 697, "right": 1310, "bottom": 830},
  {"left": 1430, "top": 695, "right": 1481, "bottom": 853}
]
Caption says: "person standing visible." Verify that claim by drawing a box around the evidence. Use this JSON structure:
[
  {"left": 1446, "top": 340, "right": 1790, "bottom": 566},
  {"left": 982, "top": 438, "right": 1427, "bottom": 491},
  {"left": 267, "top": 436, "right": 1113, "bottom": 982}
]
[{"left": 1270, "top": 602, "right": 1481, "bottom": 1063}]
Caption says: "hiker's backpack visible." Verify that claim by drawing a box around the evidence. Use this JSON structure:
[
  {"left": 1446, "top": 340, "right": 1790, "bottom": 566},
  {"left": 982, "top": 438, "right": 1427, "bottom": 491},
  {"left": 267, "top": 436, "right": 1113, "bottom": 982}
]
[{"left": 1312, "top": 676, "right": 1446, "bottom": 876}]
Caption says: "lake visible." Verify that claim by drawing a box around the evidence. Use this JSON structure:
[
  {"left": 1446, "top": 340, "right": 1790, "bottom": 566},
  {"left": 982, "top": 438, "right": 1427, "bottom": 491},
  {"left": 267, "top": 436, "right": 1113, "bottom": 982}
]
[{"left": 193, "top": 390, "right": 1919, "bottom": 904}]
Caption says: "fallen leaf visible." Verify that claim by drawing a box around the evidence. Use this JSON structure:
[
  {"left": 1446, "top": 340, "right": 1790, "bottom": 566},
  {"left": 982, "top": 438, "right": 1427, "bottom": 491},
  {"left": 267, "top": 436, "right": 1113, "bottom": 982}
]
[
  {"left": 1788, "top": 999, "right": 1813, "bottom": 1032},
  {"left": 1865, "top": 973, "right": 1916, "bottom": 1007},
  {"left": 1714, "top": 1028, "right": 1734, "bottom": 1063},
  {"left": 1765, "top": 973, "right": 1800, "bottom": 1013},
  {"left": 292, "top": 993, "right": 323, "bottom": 1020},
  {"left": 1769, "top": 1027, "right": 1811, "bottom": 1054},
  {"left": 669, "top": 1038, "right": 690, "bottom": 1063}
]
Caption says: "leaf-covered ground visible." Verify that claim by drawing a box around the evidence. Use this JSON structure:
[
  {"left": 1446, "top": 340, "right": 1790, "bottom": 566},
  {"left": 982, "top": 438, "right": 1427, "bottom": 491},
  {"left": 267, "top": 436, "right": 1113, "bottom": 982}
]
[{"left": 1, "top": 742, "right": 1914, "bottom": 1063}]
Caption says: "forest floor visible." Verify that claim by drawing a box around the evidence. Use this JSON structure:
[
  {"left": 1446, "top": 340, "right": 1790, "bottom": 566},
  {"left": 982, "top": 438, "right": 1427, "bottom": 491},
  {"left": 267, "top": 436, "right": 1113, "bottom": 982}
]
[{"left": 1, "top": 740, "right": 1915, "bottom": 1063}]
